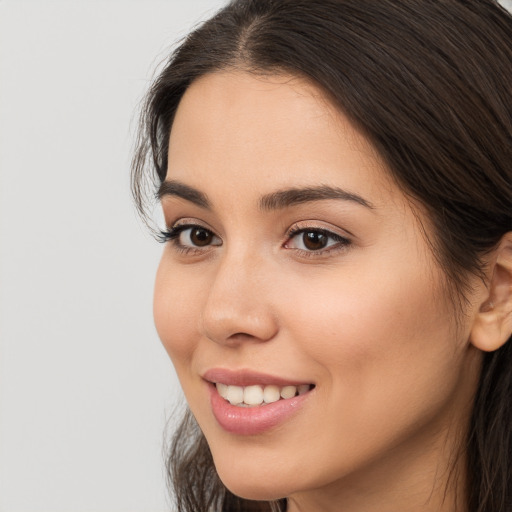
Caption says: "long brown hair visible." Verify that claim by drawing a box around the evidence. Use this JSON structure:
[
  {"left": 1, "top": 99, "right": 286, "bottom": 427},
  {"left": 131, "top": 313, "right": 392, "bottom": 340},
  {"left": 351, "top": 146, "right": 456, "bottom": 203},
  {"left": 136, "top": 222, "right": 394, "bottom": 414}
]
[{"left": 132, "top": 1, "right": 512, "bottom": 510}]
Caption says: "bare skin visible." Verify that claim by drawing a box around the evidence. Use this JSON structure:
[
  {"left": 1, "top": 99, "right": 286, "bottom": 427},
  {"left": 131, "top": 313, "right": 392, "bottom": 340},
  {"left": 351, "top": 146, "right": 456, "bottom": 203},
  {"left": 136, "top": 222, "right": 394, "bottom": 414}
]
[{"left": 154, "top": 71, "right": 511, "bottom": 511}]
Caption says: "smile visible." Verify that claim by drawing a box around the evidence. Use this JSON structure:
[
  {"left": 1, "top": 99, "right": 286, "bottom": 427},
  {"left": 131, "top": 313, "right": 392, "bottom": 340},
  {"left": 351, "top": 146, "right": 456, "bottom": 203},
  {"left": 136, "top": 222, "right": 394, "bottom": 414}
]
[
  {"left": 215, "top": 382, "right": 314, "bottom": 407},
  {"left": 202, "top": 370, "right": 315, "bottom": 435}
]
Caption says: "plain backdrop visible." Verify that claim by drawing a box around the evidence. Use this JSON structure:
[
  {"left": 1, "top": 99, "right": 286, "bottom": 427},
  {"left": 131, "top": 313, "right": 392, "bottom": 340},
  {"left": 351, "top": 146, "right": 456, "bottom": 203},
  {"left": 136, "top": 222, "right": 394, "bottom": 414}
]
[{"left": 1, "top": 1, "right": 512, "bottom": 512}]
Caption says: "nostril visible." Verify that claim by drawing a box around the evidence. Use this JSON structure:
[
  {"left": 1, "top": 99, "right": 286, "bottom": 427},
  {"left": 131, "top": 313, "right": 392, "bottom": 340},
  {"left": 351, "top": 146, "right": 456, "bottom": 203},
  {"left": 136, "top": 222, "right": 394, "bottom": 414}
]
[
  {"left": 201, "top": 307, "right": 279, "bottom": 346},
  {"left": 227, "top": 332, "right": 263, "bottom": 342}
]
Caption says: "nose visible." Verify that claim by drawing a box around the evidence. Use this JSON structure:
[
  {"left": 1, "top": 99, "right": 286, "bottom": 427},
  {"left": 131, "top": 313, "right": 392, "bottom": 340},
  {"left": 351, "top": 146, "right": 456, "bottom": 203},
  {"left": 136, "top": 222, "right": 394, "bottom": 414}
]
[{"left": 200, "top": 249, "right": 279, "bottom": 346}]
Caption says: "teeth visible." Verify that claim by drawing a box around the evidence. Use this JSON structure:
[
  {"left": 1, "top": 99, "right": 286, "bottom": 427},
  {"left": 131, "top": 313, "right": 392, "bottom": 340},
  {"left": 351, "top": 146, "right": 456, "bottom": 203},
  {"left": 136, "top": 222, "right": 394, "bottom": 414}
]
[
  {"left": 217, "top": 383, "right": 229, "bottom": 399},
  {"left": 298, "top": 384, "right": 310, "bottom": 395},
  {"left": 244, "top": 385, "right": 264, "bottom": 405},
  {"left": 226, "top": 385, "right": 244, "bottom": 405},
  {"left": 215, "top": 382, "right": 312, "bottom": 406},
  {"left": 280, "top": 385, "right": 297, "bottom": 399},
  {"left": 263, "top": 385, "right": 280, "bottom": 404}
]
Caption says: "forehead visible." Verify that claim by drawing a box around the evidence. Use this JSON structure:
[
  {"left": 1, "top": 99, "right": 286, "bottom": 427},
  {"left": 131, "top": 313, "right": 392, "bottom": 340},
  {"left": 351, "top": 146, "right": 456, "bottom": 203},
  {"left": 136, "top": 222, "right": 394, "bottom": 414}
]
[{"left": 166, "top": 71, "right": 400, "bottom": 211}]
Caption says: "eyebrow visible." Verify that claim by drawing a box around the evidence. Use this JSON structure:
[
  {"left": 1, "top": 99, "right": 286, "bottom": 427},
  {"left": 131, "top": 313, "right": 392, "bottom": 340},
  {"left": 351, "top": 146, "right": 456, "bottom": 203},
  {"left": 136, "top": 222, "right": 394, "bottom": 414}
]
[
  {"left": 259, "top": 185, "right": 374, "bottom": 210},
  {"left": 157, "top": 180, "right": 374, "bottom": 211},
  {"left": 157, "top": 180, "right": 210, "bottom": 209}
]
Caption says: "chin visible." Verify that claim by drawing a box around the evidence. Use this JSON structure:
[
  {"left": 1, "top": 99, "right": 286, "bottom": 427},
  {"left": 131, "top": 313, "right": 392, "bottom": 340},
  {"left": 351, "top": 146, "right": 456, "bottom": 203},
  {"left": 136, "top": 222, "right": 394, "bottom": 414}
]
[
  {"left": 219, "top": 476, "right": 288, "bottom": 502},
  {"left": 212, "top": 454, "right": 297, "bottom": 502}
]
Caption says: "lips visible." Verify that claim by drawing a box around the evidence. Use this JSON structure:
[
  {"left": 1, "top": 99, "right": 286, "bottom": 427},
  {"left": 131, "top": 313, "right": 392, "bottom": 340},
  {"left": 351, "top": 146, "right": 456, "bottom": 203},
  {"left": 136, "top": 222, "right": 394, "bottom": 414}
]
[
  {"left": 203, "top": 368, "right": 313, "bottom": 387},
  {"left": 202, "top": 368, "right": 315, "bottom": 435}
]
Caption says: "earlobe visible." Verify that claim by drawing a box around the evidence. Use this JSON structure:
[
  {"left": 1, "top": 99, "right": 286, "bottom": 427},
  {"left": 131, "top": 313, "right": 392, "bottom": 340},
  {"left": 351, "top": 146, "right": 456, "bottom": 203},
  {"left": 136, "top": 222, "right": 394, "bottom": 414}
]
[{"left": 470, "top": 233, "right": 512, "bottom": 352}]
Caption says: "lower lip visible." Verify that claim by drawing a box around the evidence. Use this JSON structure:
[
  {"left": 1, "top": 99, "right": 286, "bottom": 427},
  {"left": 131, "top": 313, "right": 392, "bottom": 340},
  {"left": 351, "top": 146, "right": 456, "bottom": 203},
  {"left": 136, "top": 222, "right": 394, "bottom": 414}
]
[{"left": 208, "top": 383, "right": 312, "bottom": 435}]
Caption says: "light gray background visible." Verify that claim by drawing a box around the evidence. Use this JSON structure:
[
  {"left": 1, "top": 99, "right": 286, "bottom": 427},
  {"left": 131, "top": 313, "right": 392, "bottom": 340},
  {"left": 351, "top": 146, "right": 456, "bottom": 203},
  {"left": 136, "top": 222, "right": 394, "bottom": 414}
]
[{"left": 1, "top": 1, "right": 511, "bottom": 511}]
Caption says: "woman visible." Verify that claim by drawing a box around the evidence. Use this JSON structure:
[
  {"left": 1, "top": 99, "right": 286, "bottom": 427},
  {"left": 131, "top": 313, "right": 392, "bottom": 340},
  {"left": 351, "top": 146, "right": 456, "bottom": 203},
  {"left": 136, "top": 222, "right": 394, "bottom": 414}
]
[{"left": 132, "top": 1, "right": 512, "bottom": 510}]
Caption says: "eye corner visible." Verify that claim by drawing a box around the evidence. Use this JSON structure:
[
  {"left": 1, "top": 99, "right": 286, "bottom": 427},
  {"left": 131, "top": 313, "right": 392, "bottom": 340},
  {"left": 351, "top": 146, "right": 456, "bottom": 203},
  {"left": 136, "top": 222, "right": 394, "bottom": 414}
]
[{"left": 157, "top": 229, "right": 173, "bottom": 244}]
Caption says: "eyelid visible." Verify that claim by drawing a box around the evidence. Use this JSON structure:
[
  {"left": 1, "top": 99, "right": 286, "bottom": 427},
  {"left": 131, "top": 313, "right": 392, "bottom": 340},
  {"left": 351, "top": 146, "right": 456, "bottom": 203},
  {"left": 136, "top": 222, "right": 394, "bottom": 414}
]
[
  {"left": 171, "top": 217, "right": 215, "bottom": 230},
  {"left": 285, "top": 220, "right": 353, "bottom": 240},
  {"left": 159, "top": 217, "right": 353, "bottom": 259},
  {"left": 159, "top": 218, "right": 222, "bottom": 249},
  {"left": 283, "top": 221, "right": 352, "bottom": 256}
]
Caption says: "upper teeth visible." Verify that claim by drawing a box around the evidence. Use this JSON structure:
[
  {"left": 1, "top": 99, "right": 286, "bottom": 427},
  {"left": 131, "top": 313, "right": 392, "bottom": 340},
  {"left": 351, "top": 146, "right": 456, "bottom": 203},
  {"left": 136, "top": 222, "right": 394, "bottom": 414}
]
[{"left": 216, "top": 383, "right": 311, "bottom": 406}]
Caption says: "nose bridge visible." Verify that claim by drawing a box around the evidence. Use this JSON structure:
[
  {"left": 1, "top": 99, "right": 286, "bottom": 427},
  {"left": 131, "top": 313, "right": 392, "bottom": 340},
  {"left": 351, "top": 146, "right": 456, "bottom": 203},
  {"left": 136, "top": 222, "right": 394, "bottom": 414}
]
[{"left": 200, "top": 243, "right": 278, "bottom": 345}]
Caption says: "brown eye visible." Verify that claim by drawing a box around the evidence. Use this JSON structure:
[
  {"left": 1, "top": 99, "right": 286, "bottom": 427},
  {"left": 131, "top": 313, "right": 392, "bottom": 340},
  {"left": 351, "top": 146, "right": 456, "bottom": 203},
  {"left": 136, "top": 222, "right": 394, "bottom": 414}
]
[
  {"left": 175, "top": 225, "right": 222, "bottom": 248},
  {"left": 190, "top": 228, "right": 213, "bottom": 246},
  {"left": 302, "top": 231, "right": 328, "bottom": 250},
  {"left": 285, "top": 227, "right": 351, "bottom": 254}
]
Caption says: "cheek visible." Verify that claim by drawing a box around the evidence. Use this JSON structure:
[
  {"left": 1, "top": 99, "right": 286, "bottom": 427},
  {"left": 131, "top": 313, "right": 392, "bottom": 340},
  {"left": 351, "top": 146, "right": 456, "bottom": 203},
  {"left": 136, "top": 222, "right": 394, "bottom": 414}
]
[
  {"left": 266, "top": 263, "right": 470, "bottom": 482},
  {"left": 153, "top": 256, "right": 202, "bottom": 370},
  {"left": 284, "top": 262, "right": 445, "bottom": 353},
  {"left": 282, "top": 258, "right": 460, "bottom": 418}
]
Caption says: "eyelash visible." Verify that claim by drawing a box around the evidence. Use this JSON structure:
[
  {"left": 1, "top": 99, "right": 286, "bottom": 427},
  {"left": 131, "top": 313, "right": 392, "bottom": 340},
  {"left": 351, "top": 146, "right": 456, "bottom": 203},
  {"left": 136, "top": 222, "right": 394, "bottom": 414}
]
[
  {"left": 159, "top": 223, "right": 352, "bottom": 258},
  {"left": 158, "top": 224, "right": 219, "bottom": 255},
  {"left": 284, "top": 226, "right": 351, "bottom": 258}
]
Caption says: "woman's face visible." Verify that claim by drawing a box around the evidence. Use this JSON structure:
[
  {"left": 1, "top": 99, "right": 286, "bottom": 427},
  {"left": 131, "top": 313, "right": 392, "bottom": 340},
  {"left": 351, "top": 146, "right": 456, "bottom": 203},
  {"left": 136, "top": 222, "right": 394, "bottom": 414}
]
[{"left": 154, "top": 72, "right": 482, "bottom": 507}]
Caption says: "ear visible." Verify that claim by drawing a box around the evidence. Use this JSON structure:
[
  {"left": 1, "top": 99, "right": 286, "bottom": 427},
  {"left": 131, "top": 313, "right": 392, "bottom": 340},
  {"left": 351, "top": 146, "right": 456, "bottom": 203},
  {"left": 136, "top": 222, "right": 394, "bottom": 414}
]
[{"left": 470, "top": 232, "right": 512, "bottom": 352}]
